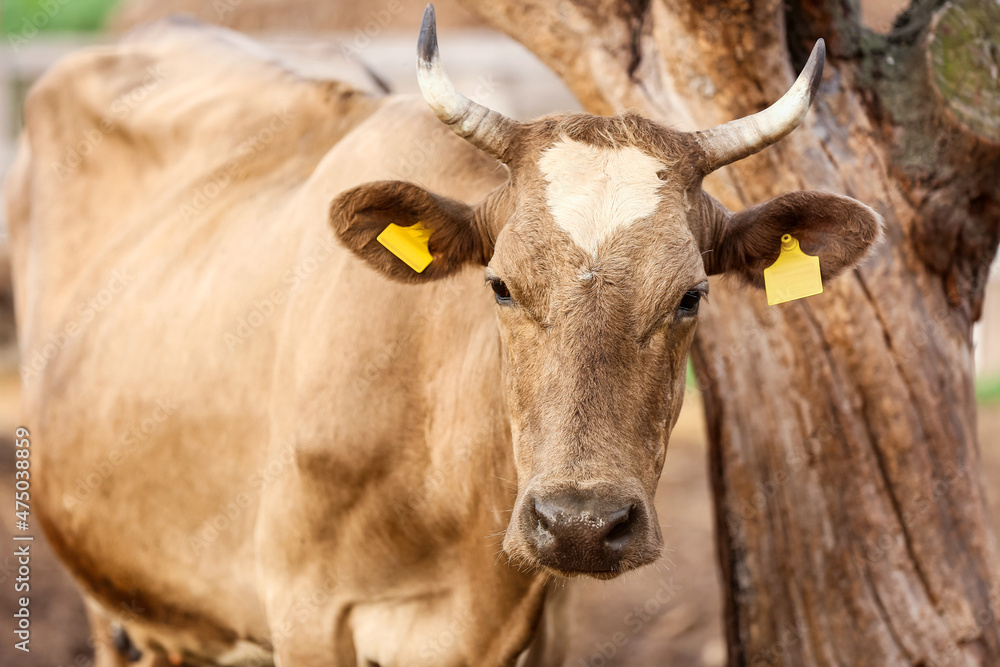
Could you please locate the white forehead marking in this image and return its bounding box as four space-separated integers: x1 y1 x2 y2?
538 137 664 257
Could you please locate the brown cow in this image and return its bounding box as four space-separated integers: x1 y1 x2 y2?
5 7 881 666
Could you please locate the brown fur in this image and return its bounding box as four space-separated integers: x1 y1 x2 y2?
6 19 882 667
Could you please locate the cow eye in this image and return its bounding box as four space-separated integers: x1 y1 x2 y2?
677 290 702 316
491 279 513 305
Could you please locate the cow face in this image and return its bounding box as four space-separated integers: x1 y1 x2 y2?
482 122 706 576
330 6 882 578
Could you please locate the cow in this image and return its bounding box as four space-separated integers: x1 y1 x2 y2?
4 6 881 666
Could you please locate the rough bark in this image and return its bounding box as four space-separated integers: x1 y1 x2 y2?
458 0 1000 664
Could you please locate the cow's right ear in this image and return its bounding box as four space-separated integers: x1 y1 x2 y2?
329 180 491 283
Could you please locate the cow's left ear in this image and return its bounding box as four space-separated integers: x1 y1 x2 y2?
329 180 491 283
699 190 884 288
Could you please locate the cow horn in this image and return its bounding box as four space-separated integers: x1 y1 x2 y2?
417 4 519 162
694 39 826 173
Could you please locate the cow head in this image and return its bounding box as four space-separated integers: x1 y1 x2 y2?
330 5 882 578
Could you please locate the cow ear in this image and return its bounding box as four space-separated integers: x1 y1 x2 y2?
329 180 491 283
701 191 884 288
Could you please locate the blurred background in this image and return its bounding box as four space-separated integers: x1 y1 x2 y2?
0 1 997 665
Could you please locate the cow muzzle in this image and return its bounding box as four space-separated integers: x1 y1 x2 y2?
507 484 662 577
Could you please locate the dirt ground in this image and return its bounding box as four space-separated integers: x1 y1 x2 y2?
0 369 997 666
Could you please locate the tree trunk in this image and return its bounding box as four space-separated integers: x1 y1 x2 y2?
457 0 1000 663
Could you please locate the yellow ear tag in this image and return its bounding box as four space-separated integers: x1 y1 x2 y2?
763 234 823 306
376 221 434 273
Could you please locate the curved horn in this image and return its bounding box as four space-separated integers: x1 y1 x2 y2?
417 4 519 162
694 39 826 173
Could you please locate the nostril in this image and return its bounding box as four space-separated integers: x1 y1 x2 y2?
605 520 631 546
533 499 554 533
604 504 634 549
